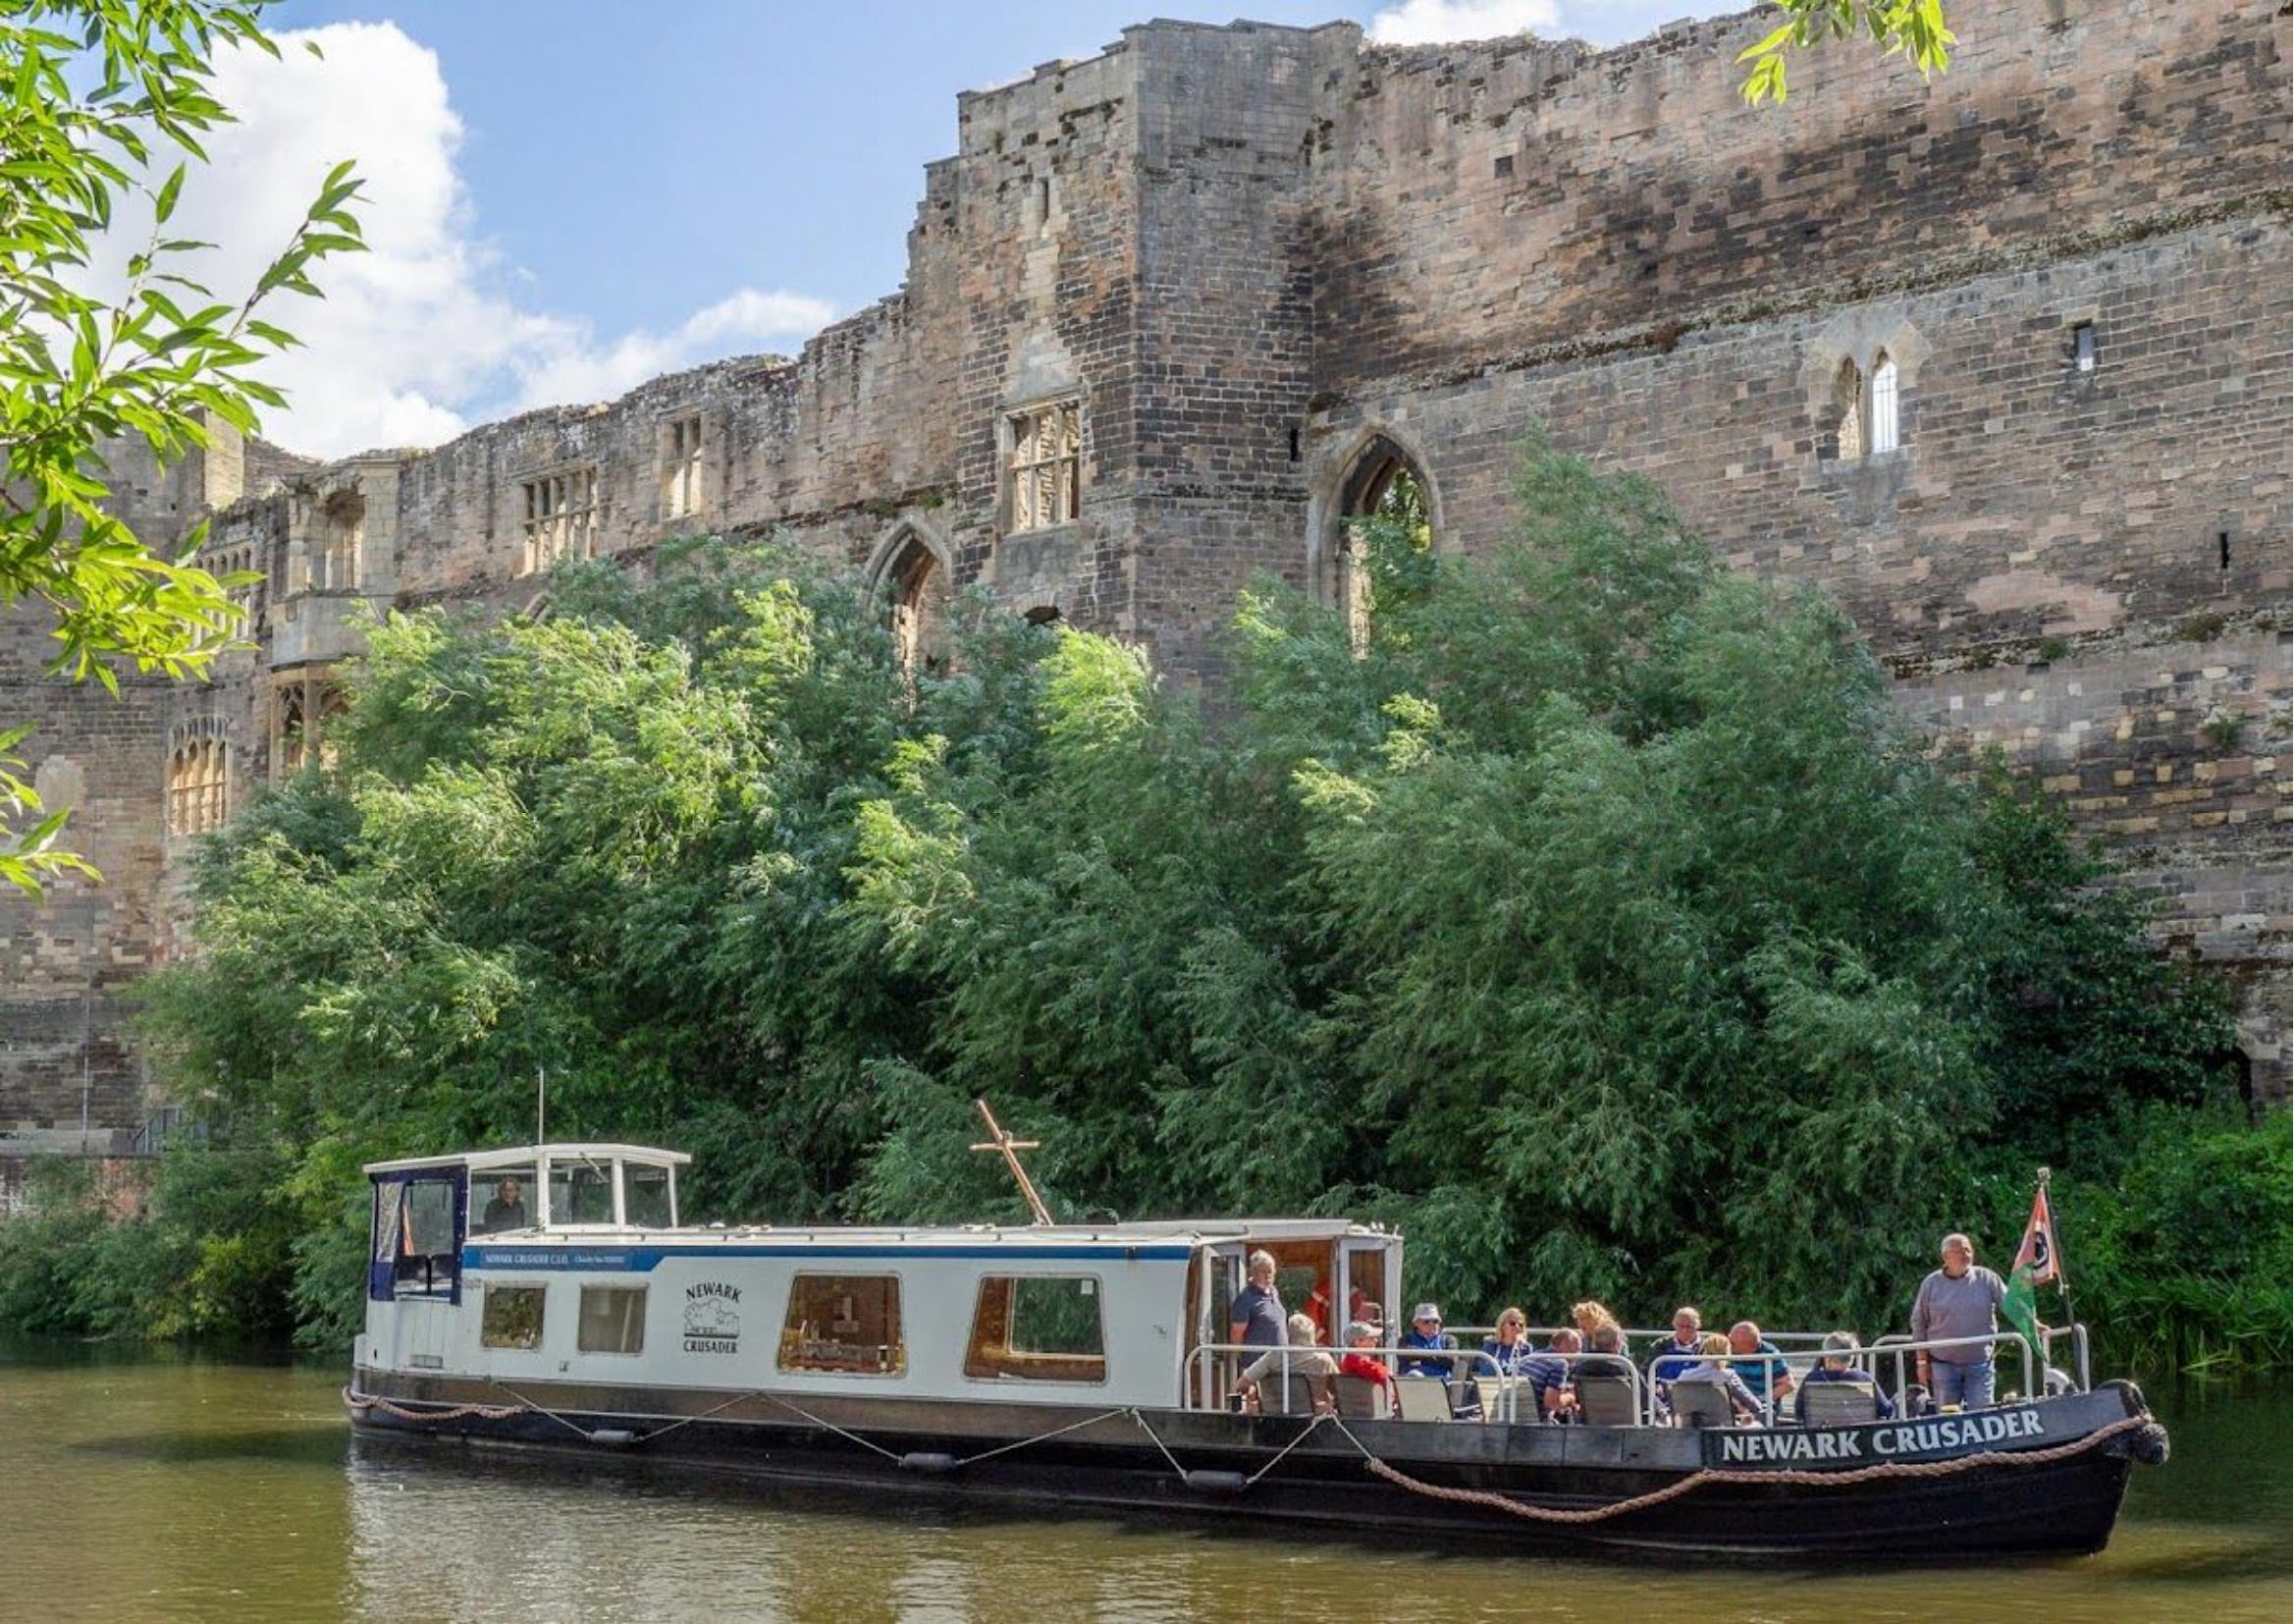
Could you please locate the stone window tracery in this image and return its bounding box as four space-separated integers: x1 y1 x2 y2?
308 490 362 591
663 413 703 518
1006 399 1081 533
519 466 599 575
167 734 229 837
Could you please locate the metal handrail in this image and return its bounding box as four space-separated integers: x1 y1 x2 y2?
1188 1342 1645 1426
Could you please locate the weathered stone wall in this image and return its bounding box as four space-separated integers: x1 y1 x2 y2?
1297 1 2290 1086
2 3 2286 1128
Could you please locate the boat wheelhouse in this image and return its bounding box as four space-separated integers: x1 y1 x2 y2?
349 1143 2167 1560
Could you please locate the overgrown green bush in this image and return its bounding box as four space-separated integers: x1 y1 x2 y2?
1 435 2269 1371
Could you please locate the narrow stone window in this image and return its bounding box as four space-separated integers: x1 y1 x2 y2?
1006 399 1081 533
1868 353 1899 455
519 465 599 575
883 534 949 677
2072 323 2097 373
1334 438 1432 658
168 735 229 837
1830 358 1865 461
662 413 703 518
308 490 362 591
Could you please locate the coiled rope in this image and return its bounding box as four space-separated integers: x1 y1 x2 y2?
1323 1411 2163 1526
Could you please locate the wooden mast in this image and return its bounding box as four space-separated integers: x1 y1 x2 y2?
970 1098 1053 1226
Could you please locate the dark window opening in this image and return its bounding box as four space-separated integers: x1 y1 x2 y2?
2072 322 2097 372
1493 153 1514 179
1287 425 1301 462
1022 604 1062 627
2219 531 2232 570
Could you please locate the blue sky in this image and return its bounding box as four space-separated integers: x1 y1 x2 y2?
204 1 1748 454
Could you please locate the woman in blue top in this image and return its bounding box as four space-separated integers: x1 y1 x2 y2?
1481 1307 1537 1377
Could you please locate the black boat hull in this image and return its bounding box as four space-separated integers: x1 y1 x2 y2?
347 1371 2151 1560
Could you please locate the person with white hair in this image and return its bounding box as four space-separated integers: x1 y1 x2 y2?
1792 1329 1896 1423
1228 1249 1288 1350
1911 1231 2007 1409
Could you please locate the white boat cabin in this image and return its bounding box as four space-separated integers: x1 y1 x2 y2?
361 1144 1403 1410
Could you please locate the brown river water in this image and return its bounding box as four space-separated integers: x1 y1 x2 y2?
0 1342 2285 1622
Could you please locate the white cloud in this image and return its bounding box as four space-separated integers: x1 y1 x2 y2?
101 23 836 460
1367 0 1562 45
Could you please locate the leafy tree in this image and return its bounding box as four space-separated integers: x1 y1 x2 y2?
1739 0 1957 105
0 0 364 894
100 446 2275 1371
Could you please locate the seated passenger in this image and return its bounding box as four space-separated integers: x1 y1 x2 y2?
1240 1313 1337 1415
1675 1332 1762 1422
479 1177 528 1233
1337 1320 1398 1395
1729 1320 1793 1405
1522 1327 1583 1422
1398 1303 1458 1379
1649 1306 1704 1387
1481 1308 1537 1377
1793 1330 1896 1423
1571 1299 1626 1357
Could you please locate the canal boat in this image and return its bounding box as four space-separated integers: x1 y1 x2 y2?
346 1141 2168 1559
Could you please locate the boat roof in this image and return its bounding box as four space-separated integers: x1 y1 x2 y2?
364 1143 692 1174
462 1218 1384 1246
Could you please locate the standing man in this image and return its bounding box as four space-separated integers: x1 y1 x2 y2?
1911 1231 2007 1410
1229 1250 1288 1350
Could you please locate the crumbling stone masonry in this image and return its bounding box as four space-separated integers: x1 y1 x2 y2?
2 2 2287 1140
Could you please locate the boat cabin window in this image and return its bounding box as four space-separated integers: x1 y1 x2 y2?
472 1168 537 1235
549 1159 615 1226
965 1275 1106 1383
482 1284 547 1350
369 1172 463 1303
778 1274 906 1377
577 1285 647 1354
624 1163 673 1228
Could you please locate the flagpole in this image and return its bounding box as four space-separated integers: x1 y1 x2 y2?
2039 1165 2082 1372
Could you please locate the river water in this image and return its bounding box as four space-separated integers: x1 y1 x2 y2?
0 1344 2285 1622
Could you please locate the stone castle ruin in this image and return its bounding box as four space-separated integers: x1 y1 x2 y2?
3 3 2288 1147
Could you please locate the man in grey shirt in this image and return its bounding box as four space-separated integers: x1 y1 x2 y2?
1911 1231 2007 1410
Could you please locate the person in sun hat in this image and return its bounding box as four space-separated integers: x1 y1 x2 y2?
1397 1302 1458 1379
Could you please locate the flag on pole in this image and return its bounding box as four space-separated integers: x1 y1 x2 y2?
2002 1173 2065 1364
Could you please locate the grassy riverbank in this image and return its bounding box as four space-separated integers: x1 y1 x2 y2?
4 438 2281 1373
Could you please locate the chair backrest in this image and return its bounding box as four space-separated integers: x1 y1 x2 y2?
1393 1377 1453 1423
1669 1378 1734 1430
1333 1374 1391 1420
1269 1371 1324 1415
1575 1372 1637 1428
1801 1377 1881 1426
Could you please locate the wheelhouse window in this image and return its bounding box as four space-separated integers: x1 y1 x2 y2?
549 1159 615 1226
577 1285 647 1354
1006 399 1080 532
778 1274 905 1376
624 1163 673 1228
965 1275 1106 1383
472 1168 537 1235
482 1284 547 1350
373 1173 462 1302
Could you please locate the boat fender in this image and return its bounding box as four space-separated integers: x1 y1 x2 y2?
899 1452 960 1475
586 1429 638 1448
1183 1469 1249 1495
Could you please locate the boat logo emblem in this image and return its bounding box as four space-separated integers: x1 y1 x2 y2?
683 1281 742 1354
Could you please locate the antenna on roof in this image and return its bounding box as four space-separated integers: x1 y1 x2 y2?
970 1098 1053 1227
536 1065 546 1148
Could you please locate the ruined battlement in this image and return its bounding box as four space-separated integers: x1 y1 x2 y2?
3 3 2286 1134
